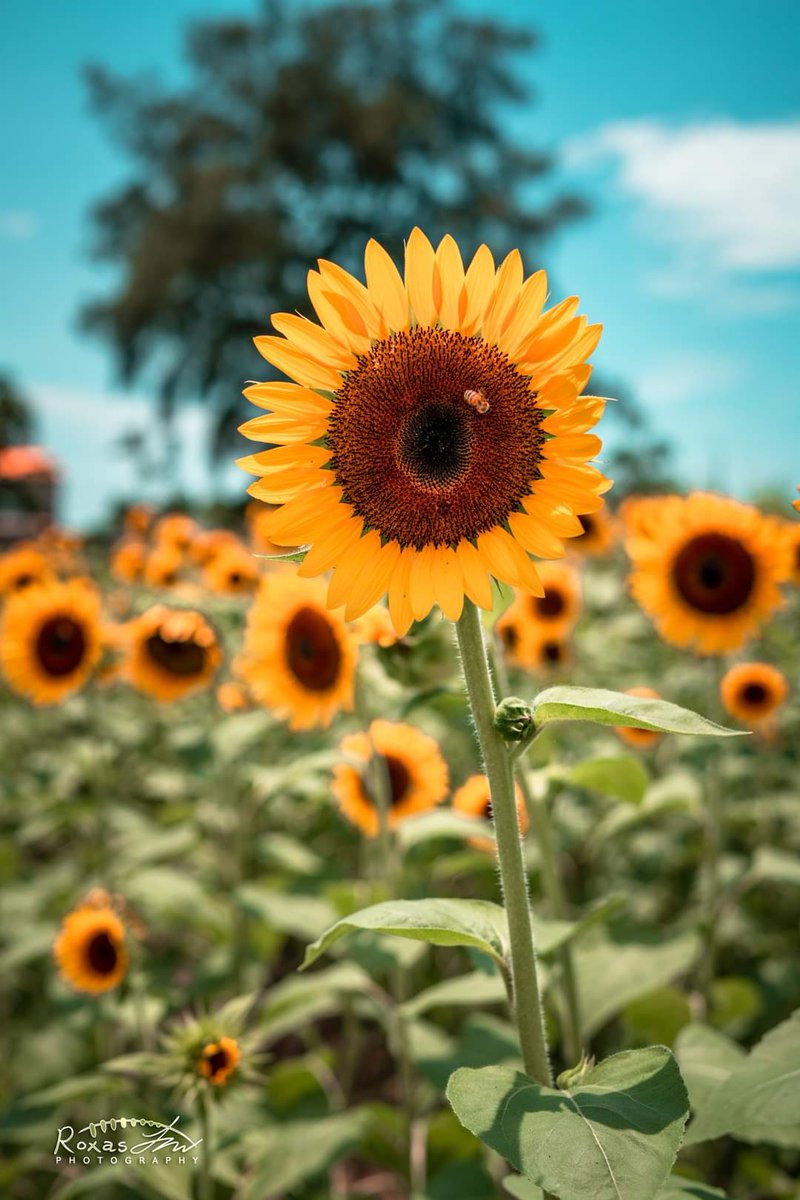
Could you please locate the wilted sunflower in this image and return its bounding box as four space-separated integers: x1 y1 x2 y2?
570 506 615 557
721 662 789 728
110 538 146 584
237 574 356 730
53 901 128 995
0 579 102 705
124 605 221 702
334 719 448 837
198 1036 241 1086
452 772 528 853
0 544 54 597
615 687 663 749
626 493 789 654
202 542 260 596
238 229 609 634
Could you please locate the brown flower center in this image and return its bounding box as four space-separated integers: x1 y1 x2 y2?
672 533 756 615
285 606 342 690
35 616 87 677
146 632 207 676
205 1048 230 1077
500 623 519 652
741 681 768 707
86 930 119 975
384 755 411 807
328 328 544 549
533 588 566 619
543 639 563 664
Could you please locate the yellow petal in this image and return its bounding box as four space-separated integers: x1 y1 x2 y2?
365 239 409 332
430 545 464 621
462 244 496 334
498 270 548 360
254 336 343 391
271 312 356 369
507 510 565 559
242 381 332 415
434 234 465 330
343 540 402 620
482 250 524 345
409 544 437 621
405 228 436 327
456 540 495 610
388 547 416 635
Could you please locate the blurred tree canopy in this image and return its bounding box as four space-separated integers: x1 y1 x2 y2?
80 0 587 456
0 374 35 449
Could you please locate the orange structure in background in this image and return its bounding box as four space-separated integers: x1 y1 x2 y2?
0 445 60 544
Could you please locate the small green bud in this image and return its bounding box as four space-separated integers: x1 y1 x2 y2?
557 1053 595 1090
493 696 534 742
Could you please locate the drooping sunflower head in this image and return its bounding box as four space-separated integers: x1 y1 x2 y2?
123 605 222 702
452 772 528 853
237 573 356 730
237 229 610 634
720 662 789 728
334 719 448 837
53 901 128 995
626 493 790 655
615 687 663 749
198 1036 241 1087
0 579 102 705
570 506 616 557
202 542 260 596
0 544 55 598
110 537 147 584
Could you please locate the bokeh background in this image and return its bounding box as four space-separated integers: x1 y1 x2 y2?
2 0 798 534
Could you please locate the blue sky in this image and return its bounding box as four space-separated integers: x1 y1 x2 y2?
1 0 799 527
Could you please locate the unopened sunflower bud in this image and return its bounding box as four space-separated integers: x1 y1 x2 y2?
557 1053 595 1090
493 696 534 742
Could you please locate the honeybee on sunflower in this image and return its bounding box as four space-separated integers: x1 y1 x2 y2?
720 662 789 731
452 773 528 853
0 578 102 705
53 893 129 995
0 543 54 598
237 573 357 730
122 605 222 702
626 492 790 655
237 229 610 634
334 719 448 837
615 687 663 749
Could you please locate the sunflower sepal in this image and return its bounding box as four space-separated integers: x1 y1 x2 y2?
530 686 744 738
252 546 310 563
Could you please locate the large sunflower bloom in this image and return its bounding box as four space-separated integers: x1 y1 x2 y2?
237 573 356 730
626 493 789 655
53 902 128 995
720 662 789 729
334 719 448 837
238 229 609 634
123 605 221 702
0 579 102 705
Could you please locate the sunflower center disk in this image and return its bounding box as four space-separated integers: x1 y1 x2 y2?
146 633 207 677
36 616 87 677
328 328 544 549
285 606 342 691
86 931 119 975
385 755 411 807
742 682 767 706
535 589 566 619
672 533 756 615
206 1049 230 1076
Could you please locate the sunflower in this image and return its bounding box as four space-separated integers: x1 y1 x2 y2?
153 512 198 551
237 229 609 634
496 606 572 673
615 687 663 749
216 681 251 713
202 542 260 595
237 573 356 730
245 500 292 557
143 545 183 589
110 538 146 584
570 506 615 557
720 662 789 728
198 1036 241 1086
123 605 221 702
0 544 54 597
189 528 239 567
452 772 528 852
334 719 448 837
626 493 789 655
351 604 400 647
0 579 102 705
518 560 582 630
53 901 128 995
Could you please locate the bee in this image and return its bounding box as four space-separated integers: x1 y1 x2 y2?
464 388 490 414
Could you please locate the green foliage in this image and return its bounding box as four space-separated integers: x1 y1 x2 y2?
532 687 741 737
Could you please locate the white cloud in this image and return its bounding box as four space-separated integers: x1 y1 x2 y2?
633 353 740 410
0 210 39 239
568 119 800 297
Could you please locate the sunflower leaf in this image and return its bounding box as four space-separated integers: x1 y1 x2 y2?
300 898 508 971
448 1048 689 1200
252 546 310 562
531 687 742 737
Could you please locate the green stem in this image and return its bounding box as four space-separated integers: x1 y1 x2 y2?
516 771 582 1065
197 1089 213 1200
697 664 723 1005
456 600 552 1086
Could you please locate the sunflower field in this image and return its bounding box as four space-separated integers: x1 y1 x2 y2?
2 232 800 1200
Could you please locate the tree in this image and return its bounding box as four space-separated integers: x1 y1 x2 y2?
0 373 35 450
80 0 587 457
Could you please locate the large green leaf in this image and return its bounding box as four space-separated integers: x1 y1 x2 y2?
564 755 650 805
680 1009 800 1146
531 687 740 737
241 1111 367 1197
574 932 699 1038
448 1048 689 1200
301 898 508 970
